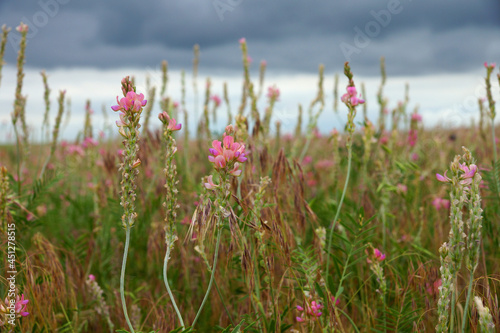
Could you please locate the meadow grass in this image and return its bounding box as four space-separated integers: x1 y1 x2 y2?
0 24 499 333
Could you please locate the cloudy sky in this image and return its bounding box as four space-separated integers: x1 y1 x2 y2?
0 0 499 141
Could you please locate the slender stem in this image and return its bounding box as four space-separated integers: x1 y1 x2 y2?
326 146 352 277
461 270 474 333
383 292 387 333
491 120 497 163
214 279 235 327
192 226 222 328
120 227 135 333
381 200 387 251
13 125 21 196
163 243 185 328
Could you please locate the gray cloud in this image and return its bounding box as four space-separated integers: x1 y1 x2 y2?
0 0 499 76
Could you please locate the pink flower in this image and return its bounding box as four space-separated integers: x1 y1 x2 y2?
239 37 246 44
204 175 219 190
82 137 98 148
408 129 418 147
208 132 247 175
302 156 312 165
267 86 280 101
308 301 323 317
296 305 304 311
88 274 96 281
436 171 451 183
111 91 147 113
331 296 340 306
396 184 407 194
341 85 365 107
67 144 85 157
368 248 386 263
261 60 267 67
411 113 422 122
315 159 335 169
247 56 253 64
16 23 28 33
211 95 221 107
158 111 182 131
484 62 497 69
411 153 419 161
432 198 450 210
0 294 29 318
296 316 305 322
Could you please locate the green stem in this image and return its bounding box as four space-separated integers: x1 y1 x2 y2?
163 243 185 329
192 226 222 328
13 125 21 196
120 227 135 333
214 279 235 327
326 146 352 278
491 119 497 163
461 271 474 333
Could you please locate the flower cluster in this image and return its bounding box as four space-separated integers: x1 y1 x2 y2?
0 294 29 326
296 300 323 322
367 248 386 264
207 129 247 178
210 95 221 107
436 163 477 185
341 86 365 107
267 86 280 101
484 62 496 69
112 91 147 113
158 111 182 131
112 89 147 140
432 197 451 210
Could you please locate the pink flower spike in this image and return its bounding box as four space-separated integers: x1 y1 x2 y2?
16 23 28 33
211 95 221 107
239 37 246 44
411 113 422 122
204 175 219 190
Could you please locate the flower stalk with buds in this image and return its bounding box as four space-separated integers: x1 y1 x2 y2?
435 147 483 333
158 111 185 328
484 62 497 162
325 62 364 279
192 125 247 328
111 76 147 333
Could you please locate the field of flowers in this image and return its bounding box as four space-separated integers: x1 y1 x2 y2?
1 23 500 333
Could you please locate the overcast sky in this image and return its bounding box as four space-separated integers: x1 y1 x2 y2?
0 0 499 141
1 0 499 75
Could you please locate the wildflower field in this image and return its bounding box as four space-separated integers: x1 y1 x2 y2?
1 23 500 333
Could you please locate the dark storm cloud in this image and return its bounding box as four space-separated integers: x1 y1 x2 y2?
0 0 499 76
